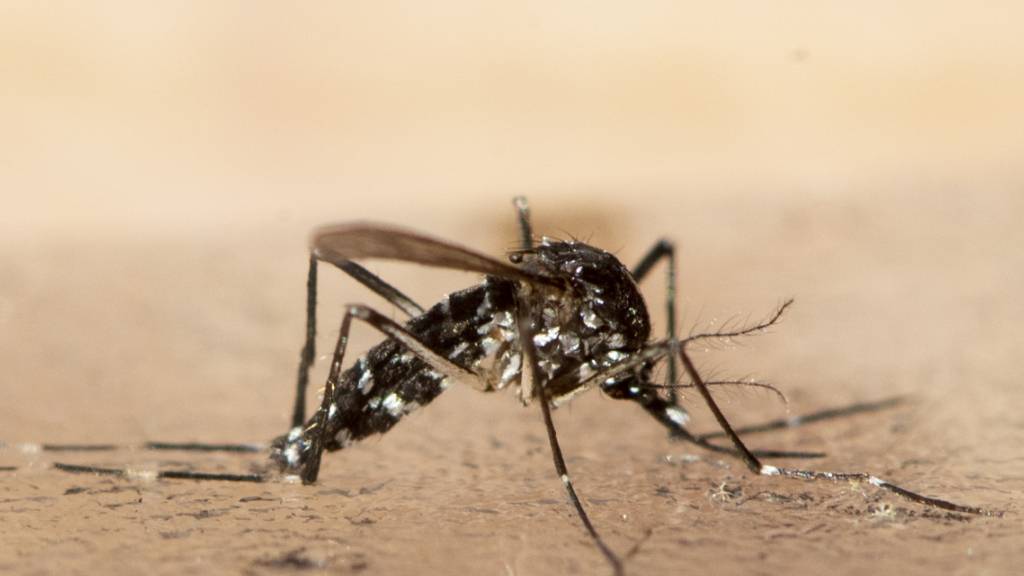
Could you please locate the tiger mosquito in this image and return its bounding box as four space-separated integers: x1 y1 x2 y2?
39 197 992 576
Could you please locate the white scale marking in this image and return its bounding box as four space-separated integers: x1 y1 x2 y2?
475 289 492 318
334 429 352 446
284 444 302 467
559 331 581 354
532 326 560 347
581 307 604 329
125 469 158 482
501 353 522 384
606 332 626 348
480 336 499 356
382 393 405 417
358 367 375 395
605 350 626 363
578 363 595 380
448 341 469 359
665 406 689 426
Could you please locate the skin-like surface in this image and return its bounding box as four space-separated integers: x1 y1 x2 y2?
2 189 1022 575
2 4 1024 574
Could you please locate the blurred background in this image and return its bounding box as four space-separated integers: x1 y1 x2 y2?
1 3 1022 574
3 0 1022 432
3 2 1022 238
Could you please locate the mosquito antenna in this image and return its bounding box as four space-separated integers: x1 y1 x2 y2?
637 379 789 406
683 299 794 347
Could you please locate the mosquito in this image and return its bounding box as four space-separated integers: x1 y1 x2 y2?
35 197 989 575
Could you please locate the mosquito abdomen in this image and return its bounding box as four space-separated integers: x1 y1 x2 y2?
318 277 518 449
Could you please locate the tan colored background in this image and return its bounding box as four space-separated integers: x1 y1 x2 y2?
1 3 1022 575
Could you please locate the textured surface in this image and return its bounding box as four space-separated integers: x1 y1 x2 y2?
3 3 1024 575
3 190 1022 576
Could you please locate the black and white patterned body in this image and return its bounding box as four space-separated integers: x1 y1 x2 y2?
271 238 651 477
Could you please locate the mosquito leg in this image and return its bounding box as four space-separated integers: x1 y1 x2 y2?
516 299 624 576
53 462 265 483
292 254 427 429
47 444 268 481
335 260 425 317
763 467 990 514
292 254 320 428
0 441 265 454
41 444 119 452
301 303 481 484
675 344 991 515
143 441 265 453
631 239 679 405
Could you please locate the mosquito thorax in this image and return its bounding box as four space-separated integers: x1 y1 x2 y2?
514 238 651 395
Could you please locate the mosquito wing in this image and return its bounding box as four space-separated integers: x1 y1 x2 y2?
312 222 561 288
